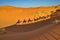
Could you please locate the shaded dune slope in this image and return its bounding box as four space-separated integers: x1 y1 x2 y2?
0 15 60 40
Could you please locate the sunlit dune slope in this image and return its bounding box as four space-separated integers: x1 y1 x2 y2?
0 5 60 28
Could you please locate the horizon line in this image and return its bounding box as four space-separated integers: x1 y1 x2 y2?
0 4 60 8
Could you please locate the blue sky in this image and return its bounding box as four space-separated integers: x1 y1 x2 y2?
0 0 60 7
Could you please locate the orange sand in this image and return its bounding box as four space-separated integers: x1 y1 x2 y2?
0 5 60 28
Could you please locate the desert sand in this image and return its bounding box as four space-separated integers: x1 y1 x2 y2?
0 5 60 28
0 5 60 40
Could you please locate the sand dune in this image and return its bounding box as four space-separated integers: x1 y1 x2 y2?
0 5 60 28
0 17 60 40
0 7 60 40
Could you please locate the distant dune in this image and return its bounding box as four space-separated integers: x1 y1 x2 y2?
0 5 60 28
